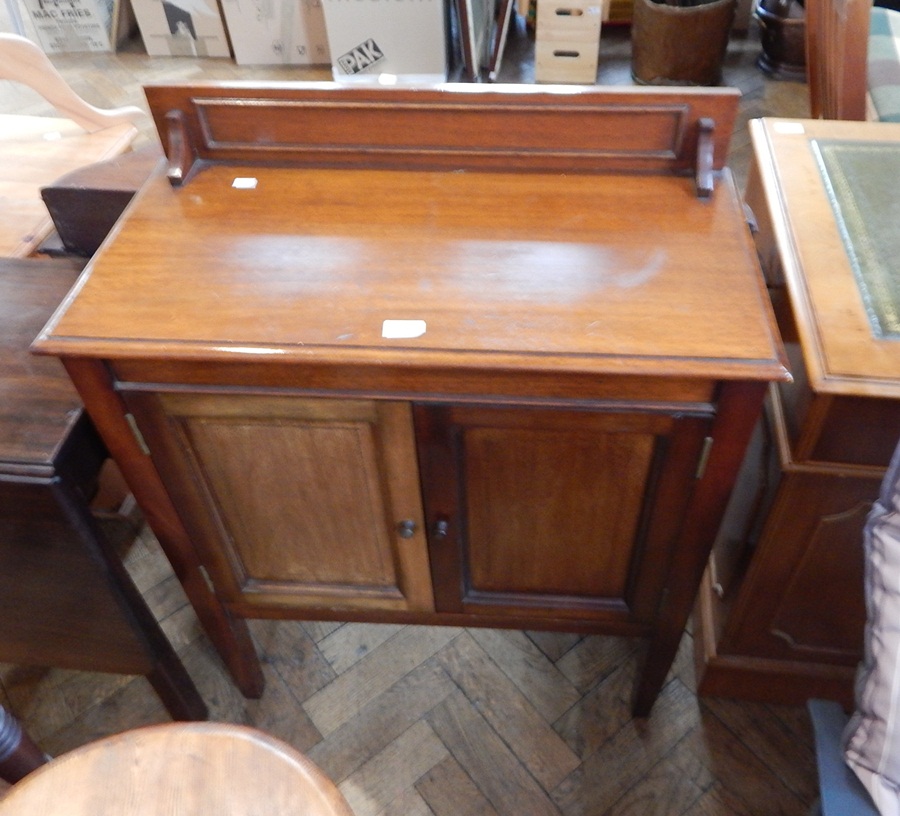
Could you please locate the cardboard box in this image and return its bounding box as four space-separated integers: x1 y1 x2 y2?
321 0 448 83
220 0 330 65
19 0 115 52
131 0 231 56
535 0 603 83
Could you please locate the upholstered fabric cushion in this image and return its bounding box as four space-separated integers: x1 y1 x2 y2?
844 439 900 814
869 7 900 122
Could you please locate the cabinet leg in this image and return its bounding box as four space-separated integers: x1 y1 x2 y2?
178 578 265 700
60 358 266 701
632 635 682 717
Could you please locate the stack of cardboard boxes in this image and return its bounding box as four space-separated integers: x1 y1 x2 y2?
534 0 605 82
19 0 626 85
16 0 450 78
130 0 449 78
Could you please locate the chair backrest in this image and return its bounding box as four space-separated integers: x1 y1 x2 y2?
0 33 147 257
0 33 144 130
805 0 873 119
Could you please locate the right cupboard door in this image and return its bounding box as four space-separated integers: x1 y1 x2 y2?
414 405 712 627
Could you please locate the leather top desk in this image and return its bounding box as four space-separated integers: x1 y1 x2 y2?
0 257 205 721
34 84 788 715
696 118 900 705
747 118 900 398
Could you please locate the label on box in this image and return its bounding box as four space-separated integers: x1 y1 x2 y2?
336 37 384 74
21 0 114 52
321 0 448 83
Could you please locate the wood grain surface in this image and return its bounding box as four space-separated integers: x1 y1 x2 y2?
750 118 900 398
0 722 354 815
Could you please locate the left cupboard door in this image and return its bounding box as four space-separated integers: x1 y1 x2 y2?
123 392 434 615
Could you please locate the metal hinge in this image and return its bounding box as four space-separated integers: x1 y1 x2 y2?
124 413 150 456
695 436 714 479
198 565 217 595
743 202 759 235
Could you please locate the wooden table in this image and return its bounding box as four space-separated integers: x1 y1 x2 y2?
34 83 788 715
696 118 900 705
0 115 136 258
0 257 205 721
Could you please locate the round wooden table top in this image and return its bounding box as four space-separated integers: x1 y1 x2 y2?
0 723 354 816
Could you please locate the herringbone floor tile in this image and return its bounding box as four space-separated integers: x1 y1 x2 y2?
0 514 820 814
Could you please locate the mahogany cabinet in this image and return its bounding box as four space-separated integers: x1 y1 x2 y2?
34 84 789 714
695 118 900 706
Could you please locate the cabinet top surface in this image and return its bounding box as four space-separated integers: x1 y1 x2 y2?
751 117 900 399
36 162 787 384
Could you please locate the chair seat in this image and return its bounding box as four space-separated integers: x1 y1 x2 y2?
0 722 354 816
0 113 137 257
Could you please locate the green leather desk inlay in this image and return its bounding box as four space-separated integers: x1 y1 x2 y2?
813 139 900 339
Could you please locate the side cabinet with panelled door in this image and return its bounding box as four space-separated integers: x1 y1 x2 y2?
414 405 713 626
33 85 790 714
122 392 434 615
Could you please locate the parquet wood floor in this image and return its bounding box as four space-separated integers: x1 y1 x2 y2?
1 19 817 814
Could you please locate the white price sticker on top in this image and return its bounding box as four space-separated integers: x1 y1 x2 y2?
773 122 806 135
382 320 427 339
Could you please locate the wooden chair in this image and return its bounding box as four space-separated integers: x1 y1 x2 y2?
808 0 900 122
805 0 872 119
0 33 145 257
0 722 355 816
